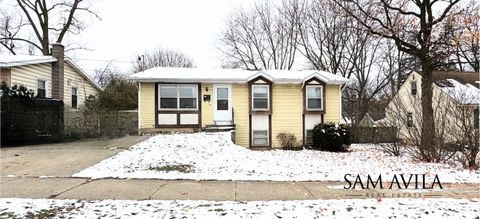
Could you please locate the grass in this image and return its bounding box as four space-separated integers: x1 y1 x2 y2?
149 164 194 173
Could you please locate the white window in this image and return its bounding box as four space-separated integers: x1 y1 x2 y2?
306 85 323 110
37 79 46 98
252 85 269 110
252 130 268 146
158 84 198 110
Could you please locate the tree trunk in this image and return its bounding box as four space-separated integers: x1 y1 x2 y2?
420 58 436 162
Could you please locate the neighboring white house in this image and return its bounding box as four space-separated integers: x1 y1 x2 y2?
384 70 480 142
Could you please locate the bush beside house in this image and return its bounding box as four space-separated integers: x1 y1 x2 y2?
311 123 351 152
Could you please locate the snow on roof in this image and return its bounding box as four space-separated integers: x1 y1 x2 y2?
130 67 349 84
439 79 480 105
0 55 57 67
0 54 102 91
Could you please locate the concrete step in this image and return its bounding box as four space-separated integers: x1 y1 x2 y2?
205 124 236 132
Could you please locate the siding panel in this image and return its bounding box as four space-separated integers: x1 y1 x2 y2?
324 85 341 123
271 84 303 148
10 63 52 98
232 84 249 147
140 83 155 128
201 83 214 127
63 63 98 110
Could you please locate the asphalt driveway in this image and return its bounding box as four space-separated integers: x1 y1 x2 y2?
0 135 149 177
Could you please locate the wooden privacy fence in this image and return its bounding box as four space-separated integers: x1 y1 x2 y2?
1 97 64 145
64 110 138 139
351 127 398 143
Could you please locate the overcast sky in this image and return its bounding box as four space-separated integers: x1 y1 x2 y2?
70 0 259 75
1 0 256 75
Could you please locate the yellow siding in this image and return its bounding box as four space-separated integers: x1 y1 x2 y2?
232 84 249 147
137 82 345 147
63 62 98 110
139 83 155 129
201 83 214 127
271 84 303 148
324 85 341 123
10 63 52 97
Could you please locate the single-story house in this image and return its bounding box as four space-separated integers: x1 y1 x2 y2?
384 70 479 142
131 68 349 148
0 44 102 110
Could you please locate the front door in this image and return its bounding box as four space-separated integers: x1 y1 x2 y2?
213 84 232 124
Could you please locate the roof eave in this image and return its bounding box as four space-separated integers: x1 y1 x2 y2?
0 57 57 68
64 58 103 91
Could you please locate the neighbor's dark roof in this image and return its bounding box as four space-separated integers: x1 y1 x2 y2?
432 71 479 87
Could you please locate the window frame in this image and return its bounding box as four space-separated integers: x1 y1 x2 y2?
251 130 269 146
251 84 270 111
305 85 323 111
158 84 199 111
71 87 78 109
411 81 417 96
407 112 413 127
36 79 47 98
215 87 229 111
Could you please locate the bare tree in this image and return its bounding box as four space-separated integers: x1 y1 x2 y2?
219 0 300 70
451 1 480 72
451 104 479 169
133 47 194 72
297 0 356 77
385 84 463 163
332 0 463 156
296 0 393 126
0 11 23 54
377 40 421 98
0 0 100 55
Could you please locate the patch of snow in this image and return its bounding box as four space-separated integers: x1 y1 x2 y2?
38 176 55 179
130 67 349 84
0 198 478 218
73 132 479 183
0 55 57 67
439 79 480 105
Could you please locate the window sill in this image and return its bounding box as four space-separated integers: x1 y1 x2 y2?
304 110 324 114
157 110 199 114
250 110 271 115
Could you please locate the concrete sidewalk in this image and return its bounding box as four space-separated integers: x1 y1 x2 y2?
1 177 478 201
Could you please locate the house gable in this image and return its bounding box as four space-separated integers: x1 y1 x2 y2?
63 61 100 110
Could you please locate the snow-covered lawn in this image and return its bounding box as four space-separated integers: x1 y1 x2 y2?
1 198 478 218
73 132 480 183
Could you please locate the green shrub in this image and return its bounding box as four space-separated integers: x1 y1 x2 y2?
312 123 351 152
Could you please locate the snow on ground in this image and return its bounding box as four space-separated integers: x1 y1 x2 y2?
1 198 478 218
73 132 480 183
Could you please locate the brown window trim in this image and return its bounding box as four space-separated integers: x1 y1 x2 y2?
248 75 273 114
248 76 273 148
154 82 202 128
302 114 324 145
303 77 326 114
249 114 272 148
